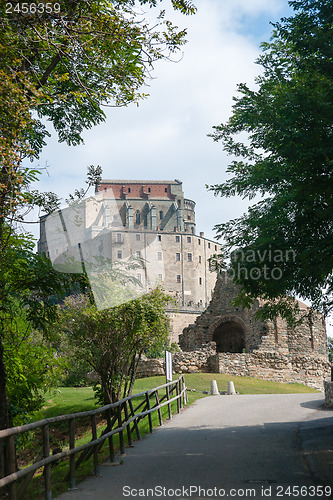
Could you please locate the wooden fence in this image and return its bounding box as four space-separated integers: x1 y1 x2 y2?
0 375 187 500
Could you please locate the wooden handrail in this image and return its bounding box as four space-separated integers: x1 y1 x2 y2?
0 375 187 500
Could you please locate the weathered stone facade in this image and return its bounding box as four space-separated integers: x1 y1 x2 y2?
136 345 216 378
177 275 330 390
38 179 221 312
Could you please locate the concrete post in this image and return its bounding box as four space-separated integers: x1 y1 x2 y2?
228 381 236 395
210 380 219 395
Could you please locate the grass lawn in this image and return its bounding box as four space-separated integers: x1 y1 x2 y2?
39 372 319 419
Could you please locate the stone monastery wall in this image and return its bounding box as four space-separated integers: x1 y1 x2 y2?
138 275 331 391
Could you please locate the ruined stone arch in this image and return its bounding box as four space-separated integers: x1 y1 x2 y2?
209 315 247 354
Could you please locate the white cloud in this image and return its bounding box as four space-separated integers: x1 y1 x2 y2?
30 0 291 244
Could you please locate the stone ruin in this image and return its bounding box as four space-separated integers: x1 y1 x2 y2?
177 275 331 391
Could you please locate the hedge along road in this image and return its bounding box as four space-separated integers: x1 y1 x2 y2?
56 393 333 500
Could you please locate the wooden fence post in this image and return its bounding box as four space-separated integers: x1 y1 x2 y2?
123 403 133 447
176 381 180 413
155 391 163 426
178 379 183 409
42 423 52 500
7 435 17 500
118 404 125 455
91 414 100 476
106 408 115 462
145 393 153 433
69 418 76 489
129 400 141 440
166 385 172 420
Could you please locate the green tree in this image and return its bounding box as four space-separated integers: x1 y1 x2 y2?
208 0 333 322
0 236 78 428
56 288 171 404
0 0 196 429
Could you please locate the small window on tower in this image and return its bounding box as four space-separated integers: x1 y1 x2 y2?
136 234 140 241
128 187 131 193
176 275 181 283
159 211 163 219
158 235 162 241
176 235 180 242
117 251 122 259
165 188 168 193
176 253 180 261
148 187 151 192
199 255 202 264
157 252 162 260
199 277 202 285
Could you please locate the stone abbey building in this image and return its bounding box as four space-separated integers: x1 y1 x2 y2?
38 179 330 389
38 179 221 335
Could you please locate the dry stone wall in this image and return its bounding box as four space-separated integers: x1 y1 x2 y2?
208 352 330 391
136 348 330 391
136 345 216 379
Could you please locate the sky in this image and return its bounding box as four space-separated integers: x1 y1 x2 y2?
27 0 332 334
30 0 292 242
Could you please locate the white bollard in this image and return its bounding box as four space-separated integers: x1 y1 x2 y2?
228 381 236 395
211 380 220 395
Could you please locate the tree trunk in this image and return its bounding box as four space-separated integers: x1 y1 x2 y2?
0 340 9 431
0 338 9 481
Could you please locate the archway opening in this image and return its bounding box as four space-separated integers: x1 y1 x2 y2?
212 321 245 353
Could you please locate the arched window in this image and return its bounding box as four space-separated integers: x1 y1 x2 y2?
136 210 141 225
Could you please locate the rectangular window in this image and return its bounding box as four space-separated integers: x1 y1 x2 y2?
159 211 163 219
198 239 201 245
199 277 202 285
136 251 141 258
165 187 168 193
199 255 202 264
158 235 162 241
117 251 122 259
136 273 141 282
116 233 122 242
136 234 140 241
148 187 151 192
157 252 162 260
128 187 131 193
176 275 181 283
176 235 180 242
158 274 163 280
187 253 192 262
215 245 217 251
187 236 191 243
208 242 211 249
176 253 180 261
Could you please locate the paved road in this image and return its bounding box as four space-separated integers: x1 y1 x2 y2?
57 394 333 500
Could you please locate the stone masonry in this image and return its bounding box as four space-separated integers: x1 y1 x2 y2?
177 275 331 391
